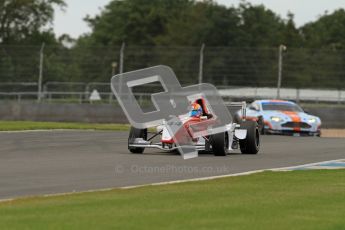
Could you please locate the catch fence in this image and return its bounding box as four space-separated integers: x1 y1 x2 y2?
0 45 344 104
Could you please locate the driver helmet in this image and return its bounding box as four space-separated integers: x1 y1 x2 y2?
190 102 202 117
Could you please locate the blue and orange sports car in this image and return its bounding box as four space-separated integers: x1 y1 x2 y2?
236 100 321 136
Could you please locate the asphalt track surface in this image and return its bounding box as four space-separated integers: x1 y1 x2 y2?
0 130 344 199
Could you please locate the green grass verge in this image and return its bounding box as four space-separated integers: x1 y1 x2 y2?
0 121 130 131
0 170 344 230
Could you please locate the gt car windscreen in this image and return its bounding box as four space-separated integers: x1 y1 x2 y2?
262 103 303 112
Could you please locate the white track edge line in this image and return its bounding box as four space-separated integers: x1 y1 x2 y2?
0 158 344 203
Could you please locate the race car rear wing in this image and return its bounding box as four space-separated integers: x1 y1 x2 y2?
225 101 247 121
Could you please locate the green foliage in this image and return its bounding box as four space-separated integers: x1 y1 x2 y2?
0 0 66 45
237 3 285 47
302 9 345 49
0 45 41 82
0 0 67 82
84 0 192 46
83 0 297 47
282 13 303 47
155 1 241 46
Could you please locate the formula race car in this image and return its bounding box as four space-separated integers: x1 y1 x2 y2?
235 100 321 136
128 99 260 156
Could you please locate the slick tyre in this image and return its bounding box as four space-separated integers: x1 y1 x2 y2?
211 132 229 156
239 121 260 154
128 127 147 154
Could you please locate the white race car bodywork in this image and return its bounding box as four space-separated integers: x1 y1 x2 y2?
131 122 247 152
129 102 249 153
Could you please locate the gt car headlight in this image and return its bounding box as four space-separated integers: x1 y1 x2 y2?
271 116 283 122
308 118 317 123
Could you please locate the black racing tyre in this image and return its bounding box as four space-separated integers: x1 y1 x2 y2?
128 127 147 154
239 121 260 154
211 132 229 156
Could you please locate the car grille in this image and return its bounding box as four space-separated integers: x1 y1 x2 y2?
281 122 311 129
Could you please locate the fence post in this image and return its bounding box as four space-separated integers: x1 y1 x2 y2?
38 43 45 103
85 83 90 101
119 42 125 74
118 42 125 98
198 43 205 85
43 83 47 95
277 45 286 99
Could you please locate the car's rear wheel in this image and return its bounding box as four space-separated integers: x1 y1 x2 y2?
128 127 147 154
239 121 260 154
211 132 229 156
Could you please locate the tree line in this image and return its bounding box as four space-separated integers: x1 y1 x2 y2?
0 0 345 88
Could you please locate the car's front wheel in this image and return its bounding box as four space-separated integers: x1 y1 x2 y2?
211 132 229 156
128 127 147 154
